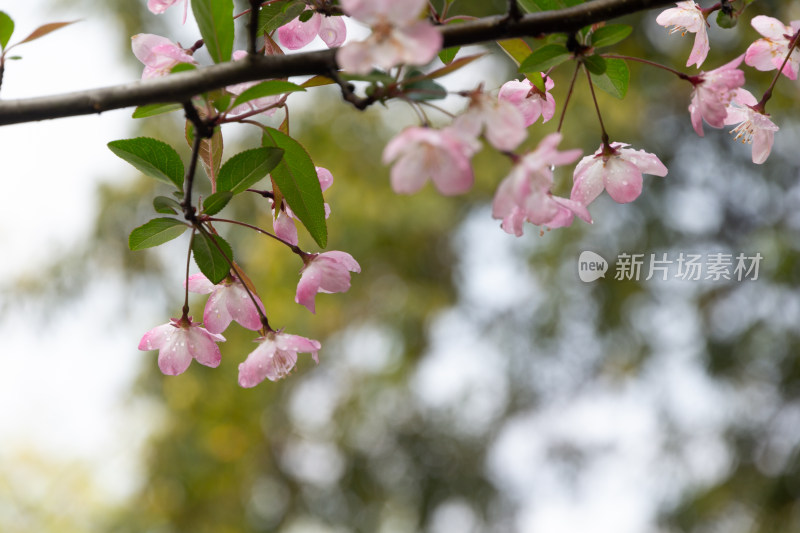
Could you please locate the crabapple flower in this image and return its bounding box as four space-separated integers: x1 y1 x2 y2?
238 331 321 387
382 126 480 195
498 76 556 126
571 142 668 206
131 34 195 79
688 55 745 136
745 16 800 80
147 0 188 23
492 133 589 236
139 316 225 376
296 251 361 313
656 1 709 68
454 89 527 151
186 273 265 334
723 89 778 164
271 167 334 246
226 50 281 116
337 0 442 75
278 10 346 50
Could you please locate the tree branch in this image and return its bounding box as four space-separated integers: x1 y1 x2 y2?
0 0 673 126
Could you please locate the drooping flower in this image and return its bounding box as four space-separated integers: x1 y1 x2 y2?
454 88 528 151
571 142 668 206
138 316 225 376
655 0 710 68
744 16 800 80
688 55 746 136
382 126 480 195
131 34 196 79
296 251 361 313
492 133 589 236
186 273 265 334
278 10 346 50
226 50 281 117
337 0 442 74
147 0 188 23
238 331 321 387
723 88 778 164
497 76 556 126
271 167 334 246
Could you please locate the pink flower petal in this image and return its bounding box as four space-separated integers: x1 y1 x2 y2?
278 12 323 50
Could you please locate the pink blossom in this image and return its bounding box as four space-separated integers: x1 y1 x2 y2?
138 316 225 376
497 76 556 126
226 50 281 116
186 273 265 334
744 16 800 80
492 133 589 235
238 331 321 387
688 55 745 136
571 143 668 206
131 34 196 79
278 10 346 50
454 89 527 151
147 0 188 23
337 0 442 74
382 126 480 195
271 167 334 246
656 0 709 68
296 251 361 313
723 89 778 165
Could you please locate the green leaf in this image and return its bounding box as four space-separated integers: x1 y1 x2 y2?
258 1 305 35
202 191 233 216
402 71 447 101
0 11 14 50
583 54 606 75
170 63 196 74
298 9 314 23
519 44 571 73
108 138 184 189
129 218 188 250
261 127 327 248
590 24 632 48
231 80 305 109
191 0 234 64
217 147 284 194
590 58 629 99
192 232 233 284
716 9 738 28
211 90 231 112
301 75 335 88
438 46 459 64
132 103 182 119
153 196 182 214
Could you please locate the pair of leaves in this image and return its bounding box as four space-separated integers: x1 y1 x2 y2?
129 219 232 284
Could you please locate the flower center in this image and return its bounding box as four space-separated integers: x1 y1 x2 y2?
730 120 755 144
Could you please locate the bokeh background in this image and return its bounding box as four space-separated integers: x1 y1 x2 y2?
1 0 800 531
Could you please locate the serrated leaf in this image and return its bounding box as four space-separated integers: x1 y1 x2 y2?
424 53 486 80
583 54 606 75
590 24 632 48
192 232 233 284
217 147 284 194
202 191 233 215
191 0 234 64
15 20 77 46
132 103 183 119
154 196 182 214
261 127 327 248
231 80 305 108
519 43 571 73
185 121 224 188
108 138 184 189
301 75 334 88
590 58 629 99
0 11 14 50
258 1 305 35
129 218 188 250
438 46 459 64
